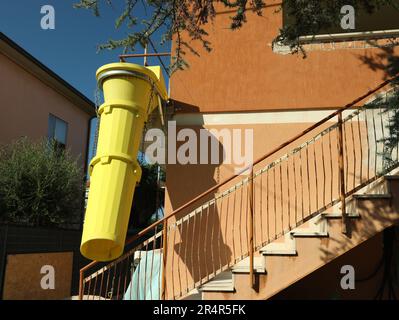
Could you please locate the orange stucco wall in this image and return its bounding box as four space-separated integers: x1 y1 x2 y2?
0 52 91 168
170 1 399 113
163 2 399 299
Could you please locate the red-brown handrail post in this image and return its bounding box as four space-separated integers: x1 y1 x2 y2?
161 220 168 300
248 168 254 288
78 260 97 300
79 269 84 300
337 112 347 234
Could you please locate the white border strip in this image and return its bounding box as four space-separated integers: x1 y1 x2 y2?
299 29 399 43
173 109 354 126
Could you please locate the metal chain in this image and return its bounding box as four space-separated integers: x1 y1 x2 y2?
140 80 157 163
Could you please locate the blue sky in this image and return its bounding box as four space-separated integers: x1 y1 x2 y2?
0 0 171 99
0 0 171 170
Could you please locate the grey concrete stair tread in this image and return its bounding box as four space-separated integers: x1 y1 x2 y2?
232 257 266 274
181 289 202 300
291 231 329 237
260 234 297 256
353 193 391 199
199 272 234 292
261 248 297 256
290 215 328 237
321 212 360 218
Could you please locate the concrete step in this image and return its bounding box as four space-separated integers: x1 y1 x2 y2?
291 214 328 237
199 271 234 292
353 193 392 199
321 198 360 218
231 256 266 274
260 233 297 256
181 288 202 300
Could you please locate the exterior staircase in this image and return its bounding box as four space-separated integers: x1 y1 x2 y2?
78 77 399 301
198 174 399 300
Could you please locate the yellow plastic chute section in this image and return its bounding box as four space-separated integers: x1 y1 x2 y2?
80 63 168 262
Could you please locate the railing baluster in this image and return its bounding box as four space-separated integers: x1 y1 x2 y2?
253 175 257 249
191 207 198 285
299 148 304 220
177 221 185 298
273 166 277 238
136 251 141 300
92 270 98 300
116 261 122 300
260 170 264 244
204 204 210 282
248 168 254 288
287 157 291 229
357 112 363 184
130 253 134 300
343 121 349 192
87 276 92 300
169 222 175 298
279 162 284 232
313 140 319 211
364 109 371 181
105 262 111 299
338 113 347 234
217 197 223 274
232 188 237 263
142 243 148 300
379 106 386 170
321 135 327 207
293 153 297 227
350 118 356 190
122 255 129 300
266 171 270 241
191 207 203 287
372 107 378 176
183 212 191 292
239 186 244 259
210 200 217 277
329 130 334 203
111 263 118 300
305 143 311 214
99 267 105 300
149 229 156 300
224 193 230 267
216 197 223 271
161 220 168 300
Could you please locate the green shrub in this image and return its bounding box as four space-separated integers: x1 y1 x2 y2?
0 138 84 228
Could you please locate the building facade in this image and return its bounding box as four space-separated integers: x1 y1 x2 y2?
0 32 96 170
163 2 399 299
0 32 96 300
77 3 399 301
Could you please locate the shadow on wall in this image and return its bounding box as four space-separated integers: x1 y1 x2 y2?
166 100 233 297
358 42 399 82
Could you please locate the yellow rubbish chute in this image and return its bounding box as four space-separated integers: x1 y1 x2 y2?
80 63 168 262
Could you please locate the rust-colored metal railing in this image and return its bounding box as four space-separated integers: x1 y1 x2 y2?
79 75 399 300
